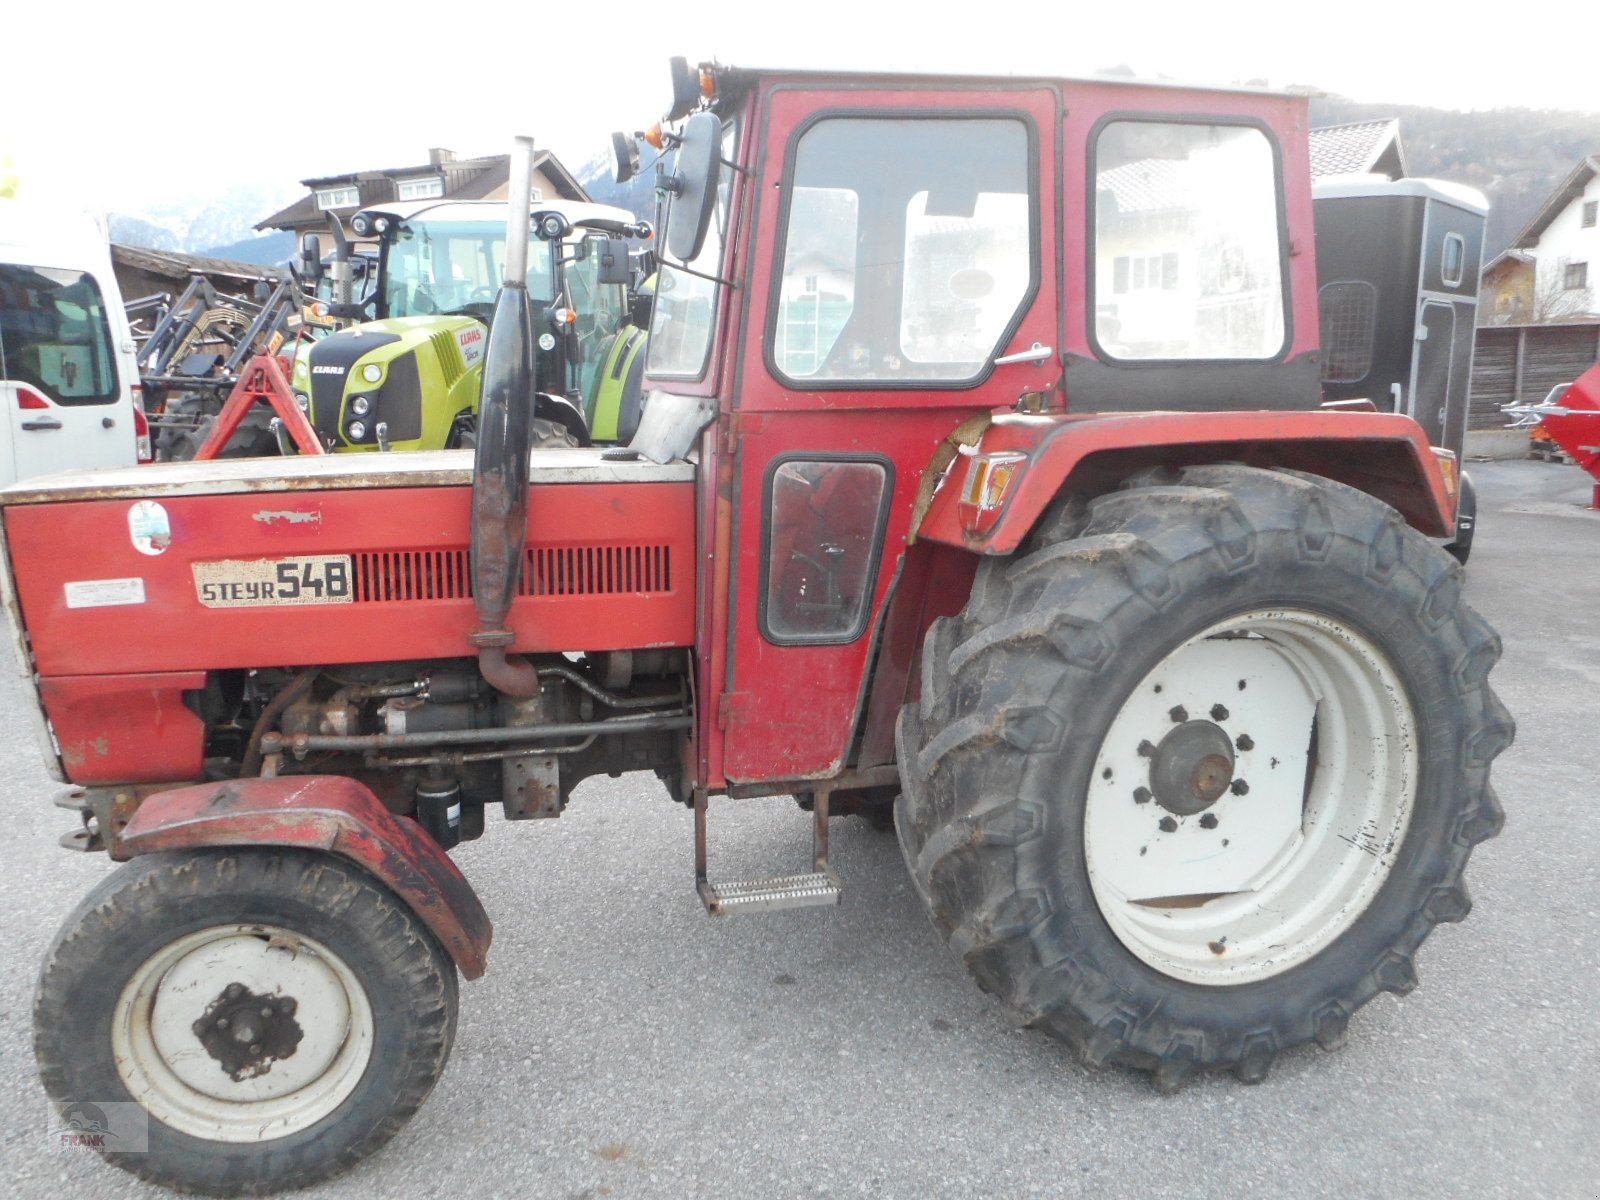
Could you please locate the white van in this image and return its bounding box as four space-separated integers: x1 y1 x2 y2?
0 202 147 484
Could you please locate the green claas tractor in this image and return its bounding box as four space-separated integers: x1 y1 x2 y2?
294 199 650 451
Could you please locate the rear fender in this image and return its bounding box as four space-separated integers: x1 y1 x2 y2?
115 775 492 979
916 409 1458 553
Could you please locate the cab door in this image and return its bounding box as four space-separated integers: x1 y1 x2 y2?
718 83 1062 783
0 263 135 483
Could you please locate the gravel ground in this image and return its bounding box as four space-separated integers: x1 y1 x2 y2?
0 458 1594 1198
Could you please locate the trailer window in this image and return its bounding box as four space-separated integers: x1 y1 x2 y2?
1318 281 1377 383
0 265 119 405
762 457 891 645
1092 121 1286 361
770 117 1034 386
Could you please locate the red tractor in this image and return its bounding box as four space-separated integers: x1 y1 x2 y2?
7 60 1510 1194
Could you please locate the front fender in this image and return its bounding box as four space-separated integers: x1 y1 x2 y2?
115 776 492 979
916 409 1458 553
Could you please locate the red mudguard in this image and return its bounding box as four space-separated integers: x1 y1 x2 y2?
917 409 1459 552
115 775 492 979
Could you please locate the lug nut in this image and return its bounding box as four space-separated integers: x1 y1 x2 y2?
1199 814 1219 829
1210 704 1229 721
1168 705 1189 723
1236 734 1254 751
1158 816 1178 833
1133 786 1152 804
1137 740 1157 758
1230 779 1250 796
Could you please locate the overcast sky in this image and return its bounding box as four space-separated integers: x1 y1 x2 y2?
7 0 1594 216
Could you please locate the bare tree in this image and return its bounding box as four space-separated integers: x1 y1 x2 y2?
1532 256 1595 322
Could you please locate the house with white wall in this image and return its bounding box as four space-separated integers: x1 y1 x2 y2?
1510 155 1600 320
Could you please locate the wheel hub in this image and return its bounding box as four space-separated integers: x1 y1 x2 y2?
1149 720 1235 815
191 982 303 1082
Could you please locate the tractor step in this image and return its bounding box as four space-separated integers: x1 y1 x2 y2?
697 870 843 915
693 788 842 917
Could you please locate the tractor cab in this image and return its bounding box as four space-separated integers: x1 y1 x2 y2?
293 198 648 451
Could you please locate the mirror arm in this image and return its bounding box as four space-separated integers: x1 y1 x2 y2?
661 260 739 290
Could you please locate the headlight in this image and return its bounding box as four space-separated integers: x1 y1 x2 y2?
361 363 382 384
350 213 372 236
347 420 367 441
374 216 391 234
350 394 372 416
294 391 310 410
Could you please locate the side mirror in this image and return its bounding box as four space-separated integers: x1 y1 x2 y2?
612 131 640 184
596 236 631 285
299 234 324 283
664 111 721 264
666 56 699 121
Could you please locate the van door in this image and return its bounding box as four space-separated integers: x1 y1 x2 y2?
0 263 136 483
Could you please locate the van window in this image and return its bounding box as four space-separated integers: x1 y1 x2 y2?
1093 121 1286 361
0 265 119 404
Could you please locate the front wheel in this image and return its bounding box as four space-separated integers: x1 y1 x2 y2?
896 464 1512 1090
35 849 459 1195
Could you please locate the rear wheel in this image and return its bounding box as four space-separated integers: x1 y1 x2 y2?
896 464 1512 1089
35 849 458 1195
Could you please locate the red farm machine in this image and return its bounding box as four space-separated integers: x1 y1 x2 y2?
1506 372 1600 507
5 60 1511 1194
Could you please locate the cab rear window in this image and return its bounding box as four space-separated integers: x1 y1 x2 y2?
0 264 119 404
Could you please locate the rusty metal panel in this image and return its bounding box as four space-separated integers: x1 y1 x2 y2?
117 775 493 979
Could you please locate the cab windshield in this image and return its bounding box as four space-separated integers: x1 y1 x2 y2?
384 220 555 317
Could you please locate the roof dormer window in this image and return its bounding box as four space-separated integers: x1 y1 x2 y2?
314 186 360 210
397 176 444 201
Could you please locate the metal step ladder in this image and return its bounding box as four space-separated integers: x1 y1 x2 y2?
694 789 842 915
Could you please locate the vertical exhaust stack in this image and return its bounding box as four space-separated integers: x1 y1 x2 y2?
469 135 540 697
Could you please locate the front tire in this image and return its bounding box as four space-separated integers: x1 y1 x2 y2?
896 465 1512 1090
35 849 459 1195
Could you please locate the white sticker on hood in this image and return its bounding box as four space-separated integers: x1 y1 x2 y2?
128 500 171 556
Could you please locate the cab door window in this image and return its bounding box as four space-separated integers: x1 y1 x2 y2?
769 117 1035 386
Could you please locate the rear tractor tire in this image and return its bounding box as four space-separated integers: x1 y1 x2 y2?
35 849 459 1195
896 464 1512 1090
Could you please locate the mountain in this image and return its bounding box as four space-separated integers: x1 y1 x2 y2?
109 182 299 258
576 149 659 224
1310 97 1599 261
197 230 295 266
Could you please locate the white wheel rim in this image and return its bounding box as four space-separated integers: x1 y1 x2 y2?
112 923 374 1142
1084 609 1417 986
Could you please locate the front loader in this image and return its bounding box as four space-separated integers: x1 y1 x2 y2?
6 63 1511 1195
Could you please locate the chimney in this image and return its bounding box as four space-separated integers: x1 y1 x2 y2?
428 147 455 166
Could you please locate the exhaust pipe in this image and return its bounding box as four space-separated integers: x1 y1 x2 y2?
469 135 540 697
